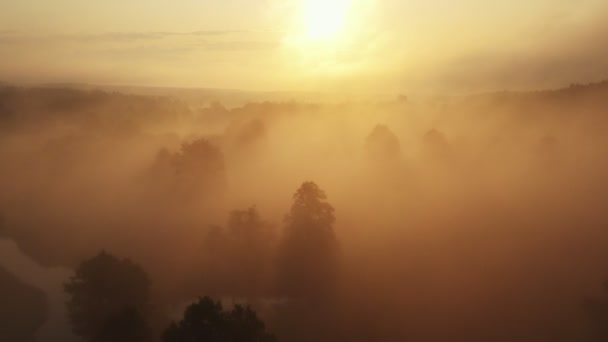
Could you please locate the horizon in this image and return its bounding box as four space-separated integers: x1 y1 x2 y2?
3 77 608 100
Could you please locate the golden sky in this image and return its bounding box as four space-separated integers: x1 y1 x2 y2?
1 0 607 93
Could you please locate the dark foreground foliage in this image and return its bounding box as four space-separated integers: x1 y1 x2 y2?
163 297 277 342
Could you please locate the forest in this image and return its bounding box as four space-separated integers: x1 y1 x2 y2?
2 81 608 341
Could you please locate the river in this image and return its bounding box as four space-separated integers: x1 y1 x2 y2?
0 238 81 341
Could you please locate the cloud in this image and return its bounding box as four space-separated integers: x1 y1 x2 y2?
0 30 250 45
196 40 279 51
393 6 608 94
446 23 608 92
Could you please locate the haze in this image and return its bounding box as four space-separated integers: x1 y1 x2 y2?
3 1 608 342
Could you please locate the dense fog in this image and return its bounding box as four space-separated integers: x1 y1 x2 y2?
2 82 608 341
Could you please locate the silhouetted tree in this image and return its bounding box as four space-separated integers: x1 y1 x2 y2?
64 251 151 341
277 182 339 299
147 138 226 202
173 138 226 199
162 297 276 342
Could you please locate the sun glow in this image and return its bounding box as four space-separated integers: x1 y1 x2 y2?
303 0 351 41
281 0 378 80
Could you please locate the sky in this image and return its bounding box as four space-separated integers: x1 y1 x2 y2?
1 0 607 93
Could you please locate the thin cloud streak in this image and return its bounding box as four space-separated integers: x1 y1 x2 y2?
0 30 253 44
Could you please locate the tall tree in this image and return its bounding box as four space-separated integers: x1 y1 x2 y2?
277 182 339 299
64 251 151 341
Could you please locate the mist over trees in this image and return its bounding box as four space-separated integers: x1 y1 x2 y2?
3 81 608 341
366 124 401 162
194 207 275 299
145 137 226 207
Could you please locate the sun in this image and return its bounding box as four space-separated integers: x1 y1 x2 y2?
303 0 351 41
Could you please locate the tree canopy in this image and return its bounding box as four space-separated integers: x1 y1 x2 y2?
197 207 275 298
278 182 339 299
162 297 277 342
64 251 151 341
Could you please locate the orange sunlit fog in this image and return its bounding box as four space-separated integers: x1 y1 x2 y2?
2 1 608 342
